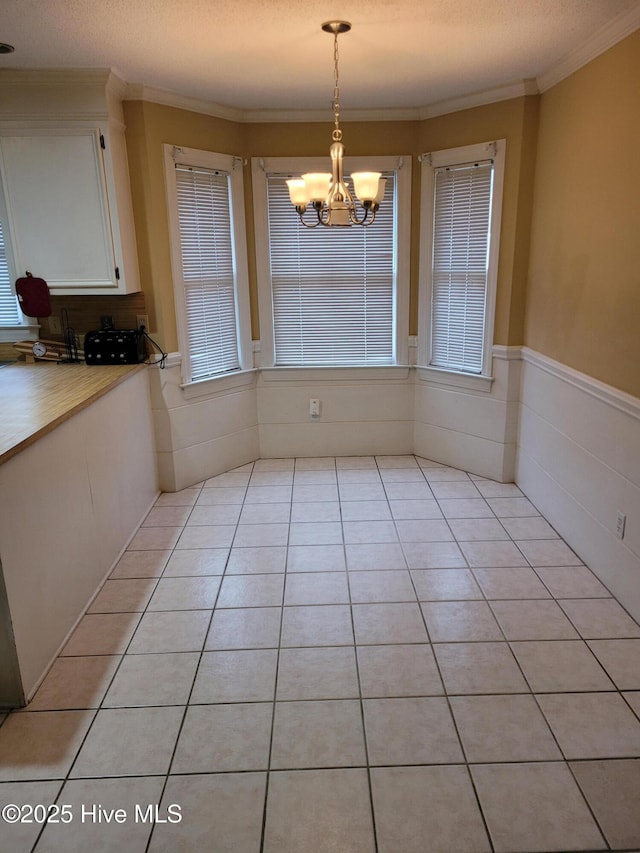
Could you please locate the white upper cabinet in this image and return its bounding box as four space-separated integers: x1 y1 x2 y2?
0 71 140 295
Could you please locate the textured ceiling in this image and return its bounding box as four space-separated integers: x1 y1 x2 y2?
1 0 639 114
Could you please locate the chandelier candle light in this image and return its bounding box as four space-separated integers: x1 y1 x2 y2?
286 21 386 227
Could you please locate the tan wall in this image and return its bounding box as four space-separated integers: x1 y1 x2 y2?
123 96 538 354
525 30 640 397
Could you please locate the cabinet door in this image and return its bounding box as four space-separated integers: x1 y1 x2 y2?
0 129 119 292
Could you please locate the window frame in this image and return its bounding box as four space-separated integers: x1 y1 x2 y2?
163 144 252 387
0 170 38 341
418 140 505 381
252 154 411 370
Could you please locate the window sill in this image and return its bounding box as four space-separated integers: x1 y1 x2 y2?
415 365 494 393
0 324 39 343
180 367 258 399
260 365 412 383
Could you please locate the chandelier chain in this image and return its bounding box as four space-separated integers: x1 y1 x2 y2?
332 30 342 142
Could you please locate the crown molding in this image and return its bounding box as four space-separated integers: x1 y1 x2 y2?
125 83 244 122
538 4 640 92
418 79 539 119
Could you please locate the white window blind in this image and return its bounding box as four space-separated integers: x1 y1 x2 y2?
430 160 493 374
0 220 19 326
266 173 396 366
175 164 240 381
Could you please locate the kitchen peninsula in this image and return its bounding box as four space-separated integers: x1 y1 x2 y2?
0 362 158 707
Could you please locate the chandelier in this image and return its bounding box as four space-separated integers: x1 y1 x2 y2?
286 21 386 227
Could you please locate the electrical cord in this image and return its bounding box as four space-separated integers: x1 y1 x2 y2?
140 328 167 369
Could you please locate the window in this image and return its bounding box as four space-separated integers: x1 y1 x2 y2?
252 156 411 368
164 146 252 384
0 218 19 327
418 140 505 377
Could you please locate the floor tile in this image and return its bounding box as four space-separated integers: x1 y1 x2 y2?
35 776 163 852
175 524 235 549
127 527 182 551
233 522 289 547
280 604 354 647
270 699 366 768
348 569 416 603
356 644 443 697
447 517 509 541
499 516 559 539
438 497 494 519
294 457 336 471
253 458 294 472
276 646 359 700
206 606 281 649
474 481 523 498
490 599 580 640
624 691 640 718
263 769 375 853
226 545 286 574
433 642 529 694
249 470 293 486
352 603 428 644
485 495 540 517
363 697 463 765
190 649 278 703
142 505 193 527
293 469 337 484
154 487 200 506
244 485 292 504
102 652 199 707
459 540 527 567
516 538 582 566
571 759 640 850
216 573 284 608
345 542 407 570
422 600 503 642
147 575 221 610
402 541 467 569
172 703 272 773
340 500 392 521
394 519 453 542
471 762 605 852
70 706 183 778
423 466 470 482
534 565 610 598
335 456 377 469
287 544 346 572
111 550 171 578
537 692 640 758
588 639 640 689
412 569 483 600
148 773 266 853
559 598 640 638
196 485 246 504
293 483 339 502
288 521 343 546
384 482 434 501
379 467 426 482
343 520 398 544
0 711 95 781
290 501 341 522
128 610 211 653
87 579 157 614
450 694 561 762
27 655 121 710
0 781 62 851
162 548 228 576
511 640 614 692
61 613 141 656
284 571 349 605
388 498 443 519
203 470 251 488
187 504 241 525
339 482 386 501
370 765 490 853
473 566 551 599
376 456 419 468
430 481 481 500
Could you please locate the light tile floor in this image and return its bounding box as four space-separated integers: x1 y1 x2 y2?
2 455 640 852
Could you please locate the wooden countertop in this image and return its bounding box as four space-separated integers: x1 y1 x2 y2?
0 361 146 464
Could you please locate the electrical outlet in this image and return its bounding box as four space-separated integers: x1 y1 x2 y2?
49 316 62 334
136 315 149 332
309 398 320 418
615 511 626 540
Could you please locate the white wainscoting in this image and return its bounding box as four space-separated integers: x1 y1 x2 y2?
257 367 414 459
413 346 521 482
148 360 260 492
516 347 640 622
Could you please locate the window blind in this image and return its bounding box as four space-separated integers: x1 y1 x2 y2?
430 161 493 374
0 220 19 326
175 164 239 381
266 173 396 366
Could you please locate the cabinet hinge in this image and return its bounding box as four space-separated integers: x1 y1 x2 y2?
115 266 120 280
100 134 106 150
